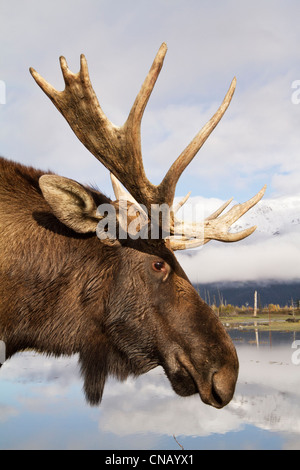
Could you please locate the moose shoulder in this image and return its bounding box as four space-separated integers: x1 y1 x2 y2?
0 44 265 408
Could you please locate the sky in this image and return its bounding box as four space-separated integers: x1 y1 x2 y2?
1 0 300 284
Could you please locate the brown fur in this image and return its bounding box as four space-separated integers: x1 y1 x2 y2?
0 156 238 407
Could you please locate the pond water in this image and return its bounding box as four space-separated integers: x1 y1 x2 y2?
0 329 300 450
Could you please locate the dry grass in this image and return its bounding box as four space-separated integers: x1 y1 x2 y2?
220 311 300 331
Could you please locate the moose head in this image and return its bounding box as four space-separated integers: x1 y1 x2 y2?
0 44 265 409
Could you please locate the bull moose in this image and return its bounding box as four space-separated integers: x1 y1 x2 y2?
0 43 265 407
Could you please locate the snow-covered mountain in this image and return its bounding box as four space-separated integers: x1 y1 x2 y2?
176 194 300 241
231 195 300 239
175 194 300 284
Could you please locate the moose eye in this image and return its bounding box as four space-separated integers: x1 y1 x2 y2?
152 261 165 272
151 260 170 281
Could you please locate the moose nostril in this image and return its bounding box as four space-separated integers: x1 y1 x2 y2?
211 365 237 408
211 379 224 407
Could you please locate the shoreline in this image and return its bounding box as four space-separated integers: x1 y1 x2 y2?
220 314 300 331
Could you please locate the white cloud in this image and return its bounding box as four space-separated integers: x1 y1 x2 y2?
177 233 300 284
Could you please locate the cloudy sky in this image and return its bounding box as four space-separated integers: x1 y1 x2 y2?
1 0 300 283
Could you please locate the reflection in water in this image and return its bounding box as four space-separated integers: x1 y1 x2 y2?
0 330 299 450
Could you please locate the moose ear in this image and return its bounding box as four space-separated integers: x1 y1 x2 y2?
39 174 101 233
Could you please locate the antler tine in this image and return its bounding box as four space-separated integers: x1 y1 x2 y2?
205 197 234 221
216 184 267 227
169 225 257 251
126 43 167 133
110 173 146 212
173 192 192 214
169 185 266 250
110 173 129 201
159 77 236 206
30 54 110 133
29 66 59 102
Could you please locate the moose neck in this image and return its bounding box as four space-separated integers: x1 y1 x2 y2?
0 158 117 358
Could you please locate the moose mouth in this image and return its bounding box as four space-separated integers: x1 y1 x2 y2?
166 353 236 409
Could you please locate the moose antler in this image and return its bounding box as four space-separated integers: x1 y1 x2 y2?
109 173 266 250
30 45 167 213
30 43 266 249
169 184 266 250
